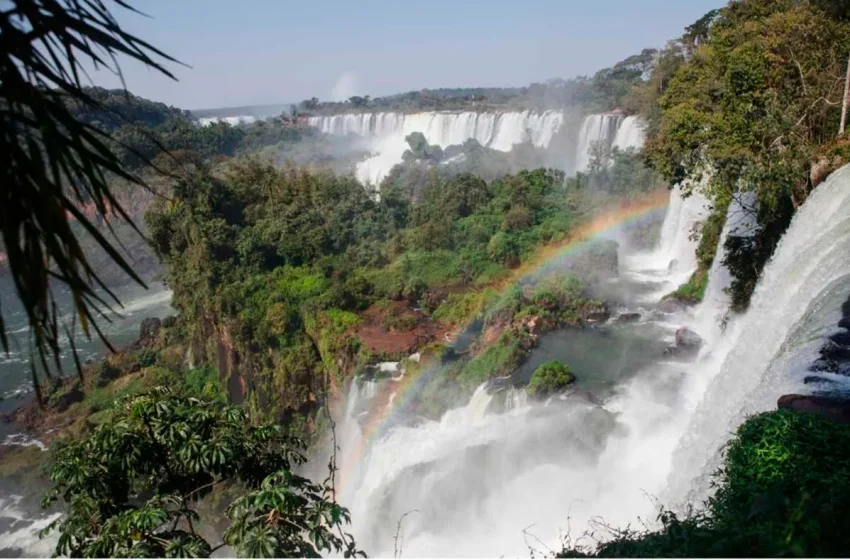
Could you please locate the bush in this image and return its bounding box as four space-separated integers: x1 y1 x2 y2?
559 410 850 557
526 360 575 398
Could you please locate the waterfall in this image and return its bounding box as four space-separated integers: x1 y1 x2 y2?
695 191 758 331
574 113 622 173
664 164 850 507
333 165 850 556
623 184 712 302
309 110 583 185
309 110 644 185
198 115 257 126
611 116 645 153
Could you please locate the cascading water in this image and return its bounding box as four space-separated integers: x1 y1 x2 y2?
623 184 712 303
308 111 639 185
664 164 850 507
573 113 623 173
333 166 850 556
693 191 758 334
611 116 645 153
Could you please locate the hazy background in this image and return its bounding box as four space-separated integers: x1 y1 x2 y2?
93 0 722 110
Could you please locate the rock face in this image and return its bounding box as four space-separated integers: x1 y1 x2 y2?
777 394 850 424
616 312 641 324
810 296 850 375
138 317 162 345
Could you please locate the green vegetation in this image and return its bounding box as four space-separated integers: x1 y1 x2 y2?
144 160 599 424
559 410 850 557
666 269 709 305
42 387 361 558
641 0 850 310
526 361 575 398
456 331 531 390
0 0 178 388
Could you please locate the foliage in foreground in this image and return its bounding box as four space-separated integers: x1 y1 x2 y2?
559 410 850 557
42 388 362 558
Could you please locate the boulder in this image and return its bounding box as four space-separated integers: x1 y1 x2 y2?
777 394 850 424
675 327 703 350
663 327 704 358
616 312 641 324
138 317 162 345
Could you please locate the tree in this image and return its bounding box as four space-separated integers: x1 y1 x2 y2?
1 0 179 395
301 97 319 110
42 387 363 558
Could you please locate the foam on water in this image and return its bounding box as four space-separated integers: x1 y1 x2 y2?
332 166 850 556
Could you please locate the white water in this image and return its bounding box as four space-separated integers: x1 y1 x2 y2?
694 191 758 332
623 184 712 303
334 166 850 556
198 115 257 126
665 165 850 506
611 116 646 153
574 113 623 173
0 496 60 556
309 111 643 185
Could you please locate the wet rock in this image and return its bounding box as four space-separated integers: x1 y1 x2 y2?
675 327 703 350
830 331 850 346
811 340 850 374
663 328 704 358
583 304 611 324
616 312 641 324
657 298 687 314
804 375 837 385
777 394 850 424
839 317 850 330
138 317 161 345
484 376 513 394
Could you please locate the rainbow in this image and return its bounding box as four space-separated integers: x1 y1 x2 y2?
337 189 671 491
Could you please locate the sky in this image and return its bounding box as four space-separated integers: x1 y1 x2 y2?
94 0 724 110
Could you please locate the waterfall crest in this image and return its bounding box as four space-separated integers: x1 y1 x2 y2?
308 111 645 185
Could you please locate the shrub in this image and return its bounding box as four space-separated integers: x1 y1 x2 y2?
559 410 850 557
526 360 575 398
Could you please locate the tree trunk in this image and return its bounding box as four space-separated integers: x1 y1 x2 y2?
841 50 850 136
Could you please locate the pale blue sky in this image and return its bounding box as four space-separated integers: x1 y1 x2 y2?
96 0 723 110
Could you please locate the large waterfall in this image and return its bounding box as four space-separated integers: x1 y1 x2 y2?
308 111 644 185
329 166 850 556
665 165 850 506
